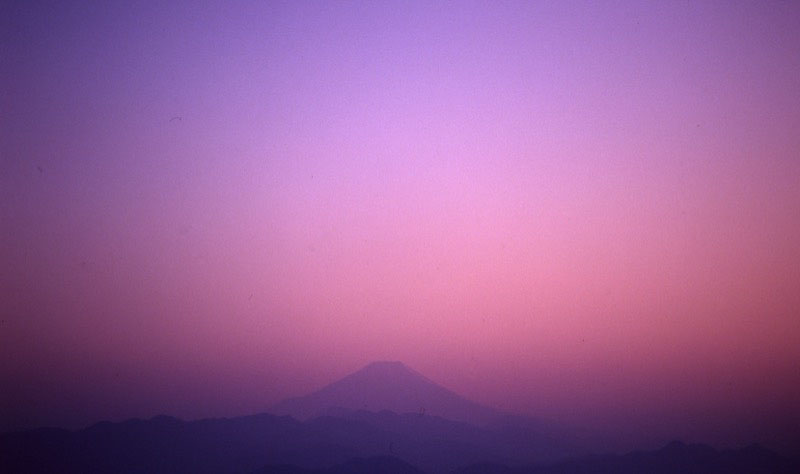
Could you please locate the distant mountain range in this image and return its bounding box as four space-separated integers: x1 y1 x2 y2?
254 455 424 474
451 441 799 474
1 361 796 473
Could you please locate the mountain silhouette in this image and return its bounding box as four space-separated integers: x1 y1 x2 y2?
4 413 794 474
272 361 502 426
0 413 365 474
0 362 575 473
0 411 543 473
253 455 424 474
452 440 800 474
3 361 793 473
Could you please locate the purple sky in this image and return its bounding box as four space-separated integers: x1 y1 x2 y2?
2 0 800 453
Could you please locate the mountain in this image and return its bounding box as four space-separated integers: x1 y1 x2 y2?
0 408 574 473
2 406 795 474
0 410 545 473
271 361 502 426
10 361 791 474
452 440 800 474
332 409 575 466
270 361 576 462
0 413 349 474
253 455 424 474
0 362 576 473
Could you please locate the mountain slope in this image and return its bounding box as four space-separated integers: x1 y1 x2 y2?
0 361 579 473
253 455 425 474
2 406 794 474
0 410 556 473
452 440 800 474
271 361 501 426
0 414 356 474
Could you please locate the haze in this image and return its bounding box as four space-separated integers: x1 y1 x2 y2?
2 0 799 455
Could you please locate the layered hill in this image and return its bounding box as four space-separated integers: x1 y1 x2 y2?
452 440 800 474
4 361 792 473
0 361 573 473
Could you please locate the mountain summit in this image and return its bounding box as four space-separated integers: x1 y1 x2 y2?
271 361 501 425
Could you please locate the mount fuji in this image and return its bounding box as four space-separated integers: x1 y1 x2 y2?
271 361 502 426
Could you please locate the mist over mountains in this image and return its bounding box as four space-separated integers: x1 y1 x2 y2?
5 1 800 471
2 362 797 473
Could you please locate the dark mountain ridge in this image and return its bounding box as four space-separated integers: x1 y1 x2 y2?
253 455 424 474
452 440 799 474
0 410 529 473
0 361 572 473
2 361 795 474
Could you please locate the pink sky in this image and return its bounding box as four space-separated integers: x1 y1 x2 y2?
2 0 799 453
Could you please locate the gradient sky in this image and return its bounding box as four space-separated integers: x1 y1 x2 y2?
2 0 799 454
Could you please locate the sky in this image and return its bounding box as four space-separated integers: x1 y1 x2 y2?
2 0 799 454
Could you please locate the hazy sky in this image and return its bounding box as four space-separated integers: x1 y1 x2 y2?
2 0 799 454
